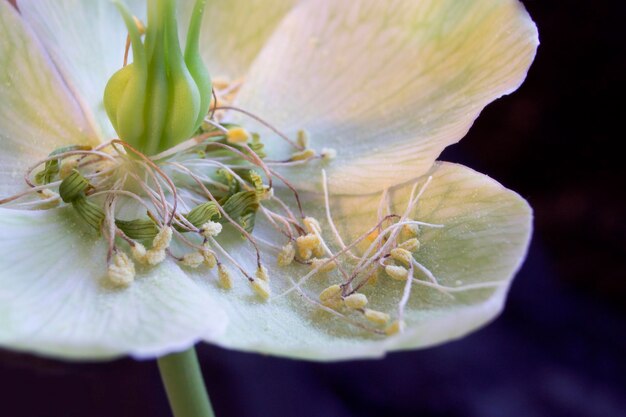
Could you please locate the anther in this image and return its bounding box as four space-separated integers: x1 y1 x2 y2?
130 242 147 264
201 221 222 237
218 264 233 289
401 223 420 241
303 217 322 235
152 227 173 251
256 265 270 282
107 251 135 287
398 238 420 252
296 233 321 260
226 127 251 144
390 248 413 266
181 252 205 268
385 320 405 336
251 279 271 300
310 258 337 273
145 249 166 266
277 242 296 266
344 293 368 309
296 129 310 149
385 265 409 281
363 309 390 325
319 284 343 309
201 242 217 268
290 148 315 162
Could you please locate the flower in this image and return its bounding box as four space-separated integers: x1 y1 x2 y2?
0 0 538 360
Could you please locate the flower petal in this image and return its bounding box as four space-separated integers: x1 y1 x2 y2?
0 207 227 360
17 0 147 140
0 1 97 196
178 0 299 80
233 0 539 194
192 162 531 360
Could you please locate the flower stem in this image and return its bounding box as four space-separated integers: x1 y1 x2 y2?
157 347 216 417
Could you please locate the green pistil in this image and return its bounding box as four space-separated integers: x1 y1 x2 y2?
104 0 212 156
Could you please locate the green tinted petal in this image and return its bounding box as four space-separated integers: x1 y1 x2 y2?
192 162 531 360
17 0 147 140
0 207 227 360
0 1 96 196
178 0 299 80
233 0 538 194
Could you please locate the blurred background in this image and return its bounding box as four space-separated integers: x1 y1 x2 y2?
1 0 624 416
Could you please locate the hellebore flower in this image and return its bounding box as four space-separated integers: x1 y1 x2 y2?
0 0 538 363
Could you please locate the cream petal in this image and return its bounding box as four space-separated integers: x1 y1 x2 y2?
233 0 539 194
0 207 227 360
191 162 531 360
178 0 299 81
0 1 97 196
17 0 147 140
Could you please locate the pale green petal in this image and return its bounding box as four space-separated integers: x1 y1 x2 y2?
178 0 299 80
192 162 531 360
17 0 147 140
233 0 539 194
0 1 97 196
0 207 227 360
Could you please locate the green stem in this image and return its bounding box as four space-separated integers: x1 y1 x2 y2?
157 347 216 417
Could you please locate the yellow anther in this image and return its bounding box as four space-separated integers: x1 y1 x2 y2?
319 284 342 302
218 264 233 289
364 309 390 325
152 227 173 251
130 242 147 264
290 148 316 161
390 248 413 266
399 238 420 252
145 249 166 266
303 217 322 235
312 245 325 258
320 148 337 161
256 265 270 282
319 284 343 309
201 221 222 237
251 279 271 300
277 242 296 266
310 258 337 273
366 230 379 243
181 252 204 268
201 243 217 268
226 127 251 144
212 77 230 90
385 320 405 336
401 223 420 241
296 233 321 260
107 251 135 287
344 293 368 309
296 129 310 148
385 265 409 281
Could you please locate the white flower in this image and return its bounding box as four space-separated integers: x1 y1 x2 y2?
0 0 537 360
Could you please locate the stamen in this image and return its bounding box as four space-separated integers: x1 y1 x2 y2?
107 250 135 287
344 293 368 309
363 309 390 325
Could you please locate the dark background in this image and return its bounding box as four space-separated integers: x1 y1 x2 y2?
1 1 625 416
